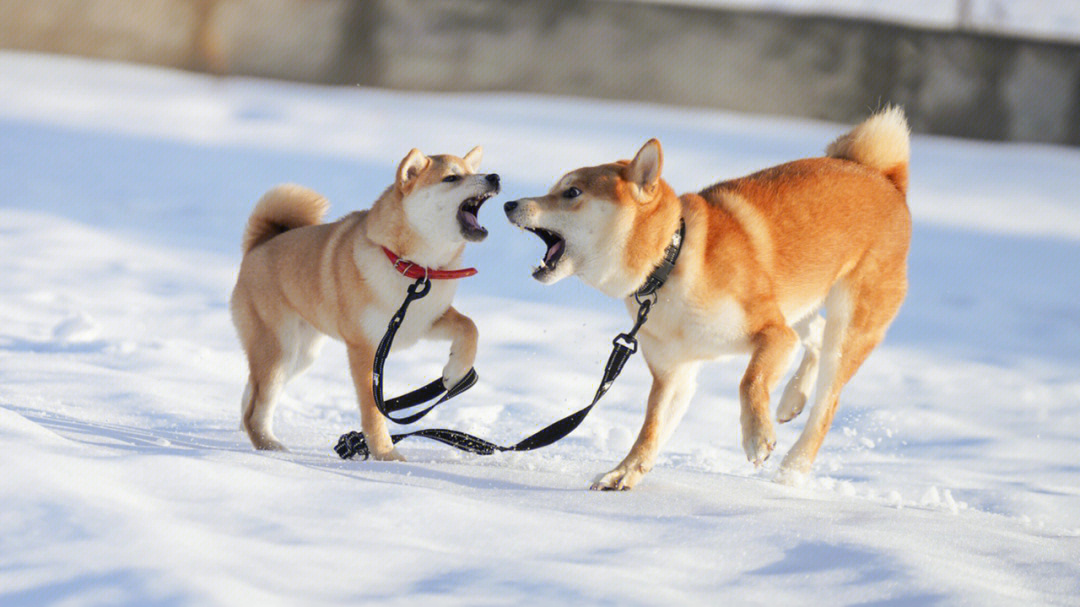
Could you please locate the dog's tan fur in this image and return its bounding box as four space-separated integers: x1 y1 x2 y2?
507 108 911 488
231 147 497 458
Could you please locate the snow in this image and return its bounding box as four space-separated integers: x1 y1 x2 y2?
2 51 1079 606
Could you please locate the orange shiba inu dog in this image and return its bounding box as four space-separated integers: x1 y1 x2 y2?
230 147 499 459
505 108 911 489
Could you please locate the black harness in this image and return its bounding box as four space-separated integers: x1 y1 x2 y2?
335 220 686 460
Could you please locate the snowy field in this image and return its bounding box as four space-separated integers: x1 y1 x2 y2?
2 51 1079 606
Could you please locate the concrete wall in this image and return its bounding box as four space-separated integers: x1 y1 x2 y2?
3 0 1078 145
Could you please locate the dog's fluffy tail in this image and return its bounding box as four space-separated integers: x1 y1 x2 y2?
242 184 329 254
826 106 910 196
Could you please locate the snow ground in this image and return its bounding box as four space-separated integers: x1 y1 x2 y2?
1 52 1078 606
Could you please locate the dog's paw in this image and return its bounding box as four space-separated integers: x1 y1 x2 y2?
742 419 776 466
776 450 813 478
370 447 406 462
773 465 809 487
589 462 648 491
442 360 471 389
251 435 288 452
776 388 808 423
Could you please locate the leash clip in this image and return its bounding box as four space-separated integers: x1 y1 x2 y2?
634 290 658 308
407 275 432 298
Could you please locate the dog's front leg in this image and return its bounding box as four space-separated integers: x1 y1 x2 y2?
429 306 478 388
346 341 405 461
591 358 701 491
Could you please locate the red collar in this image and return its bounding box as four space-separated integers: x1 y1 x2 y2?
382 247 477 280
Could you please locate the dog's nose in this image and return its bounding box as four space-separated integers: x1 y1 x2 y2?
486 173 500 186
504 200 518 213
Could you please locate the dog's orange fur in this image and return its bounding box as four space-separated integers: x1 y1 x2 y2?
507 108 911 488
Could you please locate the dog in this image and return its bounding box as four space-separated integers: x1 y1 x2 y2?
230 147 499 459
505 108 911 489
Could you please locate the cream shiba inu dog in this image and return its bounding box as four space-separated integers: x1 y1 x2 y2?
230 147 499 459
506 108 911 489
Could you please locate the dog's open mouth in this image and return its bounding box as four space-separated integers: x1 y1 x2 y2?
458 192 494 241
527 227 565 279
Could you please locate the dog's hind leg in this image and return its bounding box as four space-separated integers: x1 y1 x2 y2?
288 319 325 379
233 290 291 451
240 381 253 429
241 329 289 451
740 320 799 465
778 265 907 478
776 314 826 423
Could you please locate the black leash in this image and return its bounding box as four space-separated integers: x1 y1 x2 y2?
335 220 685 460
370 277 479 425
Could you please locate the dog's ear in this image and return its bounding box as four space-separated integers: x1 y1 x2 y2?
397 148 430 192
624 139 663 202
463 146 483 173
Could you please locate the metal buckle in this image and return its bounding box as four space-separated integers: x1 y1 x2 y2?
634 289 658 308
393 257 416 276
396 258 432 285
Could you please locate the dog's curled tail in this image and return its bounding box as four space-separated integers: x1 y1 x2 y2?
242 184 330 254
826 106 910 196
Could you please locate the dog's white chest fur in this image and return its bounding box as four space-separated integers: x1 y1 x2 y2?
633 282 751 361
359 274 457 349
344 243 454 347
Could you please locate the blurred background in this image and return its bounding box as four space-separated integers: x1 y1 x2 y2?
2 0 1079 145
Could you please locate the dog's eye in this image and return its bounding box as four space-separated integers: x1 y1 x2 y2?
443 175 460 183
563 187 581 199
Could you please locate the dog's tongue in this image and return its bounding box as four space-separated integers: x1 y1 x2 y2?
460 209 482 231
544 240 564 264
